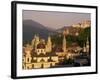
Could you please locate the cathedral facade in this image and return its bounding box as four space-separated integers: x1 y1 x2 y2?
23 35 59 69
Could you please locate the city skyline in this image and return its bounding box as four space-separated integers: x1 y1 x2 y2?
23 10 90 29
22 10 91 69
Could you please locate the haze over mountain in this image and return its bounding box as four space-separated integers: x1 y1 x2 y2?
23 20 56 42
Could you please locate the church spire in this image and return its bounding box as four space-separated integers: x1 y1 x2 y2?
83 43 86 52
34 34 40 52
63 35 66 52
46 35 52 52
86 37 89 53
31 35 36 47
86 37 89 45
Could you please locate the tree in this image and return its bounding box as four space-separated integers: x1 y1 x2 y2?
60 58 74 65
51 27 90 48
51 34 63 45
77 27 90 47
66 35 78 46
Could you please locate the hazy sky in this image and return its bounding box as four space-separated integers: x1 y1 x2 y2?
23 10 90 29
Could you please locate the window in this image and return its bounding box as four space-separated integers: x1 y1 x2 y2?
32 64 34 68
22 66 24 69
41 49 43 53
38 49 40 52
27 66 29 69
41 49 44 53
27 58 29 62
22 58 24 62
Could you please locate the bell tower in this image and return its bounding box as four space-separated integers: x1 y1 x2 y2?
34 35 40 52
63 35 66 52
46 36 52 52
86 37 89 53
83 43 86 52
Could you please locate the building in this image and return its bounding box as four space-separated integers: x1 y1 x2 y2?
22 34 90 69
72 20 91 29
82 37 90 54
22 35 59 69
62 27 81 36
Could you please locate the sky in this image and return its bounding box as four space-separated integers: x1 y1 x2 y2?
23 10 90 29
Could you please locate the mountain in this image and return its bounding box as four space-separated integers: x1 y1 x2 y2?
23 20 56 42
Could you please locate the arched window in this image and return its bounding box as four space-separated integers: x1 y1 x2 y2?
50 63 52 67
32 64 34 68
22 58 24 62
38 49 40 52
27 66 29 69
22 65 24 69
41 49 44 53
27 58 29 62
41 64 44 68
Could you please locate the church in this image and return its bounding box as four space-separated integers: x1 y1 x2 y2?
22 34 67 69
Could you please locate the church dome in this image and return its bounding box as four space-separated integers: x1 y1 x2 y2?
37 43 45 49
